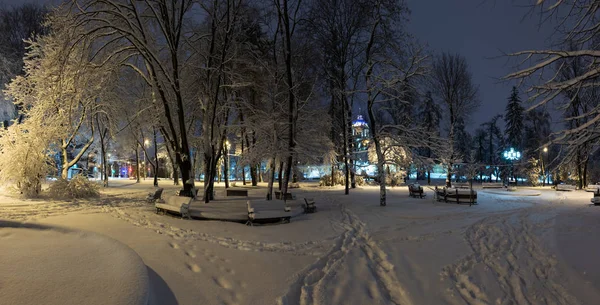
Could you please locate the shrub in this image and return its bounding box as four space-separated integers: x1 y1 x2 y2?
47 174 100 199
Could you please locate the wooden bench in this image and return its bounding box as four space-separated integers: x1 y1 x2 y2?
482 182 503 189
155 196 192 219
556 184 576 191
591 189 600 205
408 184 424 198
146 188 164 203
453 182 470 189
434 187 477 206
226 189 248 197
275 191 295 200
246 200 291 226
303 198 316 213
586 184 600 192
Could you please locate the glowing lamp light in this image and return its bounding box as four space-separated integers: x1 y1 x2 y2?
503 148 521 161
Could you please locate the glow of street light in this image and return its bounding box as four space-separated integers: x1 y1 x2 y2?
543 147 548 153
144 139 150 146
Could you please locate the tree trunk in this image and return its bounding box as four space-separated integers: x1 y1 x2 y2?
279 0 297 198
224 142 229 189
250 163 258 186
342 93 350 195
278 161 284 190
267 157 276 200
153 128 158 187
135 148 140 183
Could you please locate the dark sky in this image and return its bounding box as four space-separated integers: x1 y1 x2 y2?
407 0 556 130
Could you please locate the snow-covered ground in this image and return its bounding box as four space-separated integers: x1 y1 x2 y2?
1 179 600 305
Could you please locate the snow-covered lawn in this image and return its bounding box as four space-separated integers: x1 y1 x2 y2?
2 179 600 305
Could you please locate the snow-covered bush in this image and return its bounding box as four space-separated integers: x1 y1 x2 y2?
0 122 54 197
319 171 344 186
46 175 99 199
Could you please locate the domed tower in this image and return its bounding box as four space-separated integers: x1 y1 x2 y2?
352 115 370 166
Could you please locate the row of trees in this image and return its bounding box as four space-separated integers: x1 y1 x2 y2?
2 0 599 202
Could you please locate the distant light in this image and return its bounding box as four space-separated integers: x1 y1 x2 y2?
543 147 548 153
503 148 521 161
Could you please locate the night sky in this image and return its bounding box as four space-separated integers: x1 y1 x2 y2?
407 0 556 130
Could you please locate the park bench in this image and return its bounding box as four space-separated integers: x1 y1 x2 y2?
155 196 192 219
246 200 291 226
434 186 477 206
226 189 248 197
556 184 576 191
146 188 164 203
482 182 503 189
275 191 295 200
591 189 600 205
408 183 424 198
303 198 317 213
453 182 470 189
585 184 600 192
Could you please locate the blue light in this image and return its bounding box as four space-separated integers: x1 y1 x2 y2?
503 147 521 161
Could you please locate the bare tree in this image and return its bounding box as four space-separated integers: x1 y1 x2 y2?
430 52 480 187
504 1 600 188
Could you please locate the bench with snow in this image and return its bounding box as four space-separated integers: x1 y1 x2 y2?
591 189 600 205
146 188 164 203
408 183 424 198
275 191 295 200
246 200 291 226
226 189 248 197
482 182 503 189
453 182 470 189
556 184 576 191
176 188 199 199
303 198 316 213
435 187 477 206
155 196 192 219
586 184 600 192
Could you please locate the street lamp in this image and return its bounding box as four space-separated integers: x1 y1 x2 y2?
502 147 521 188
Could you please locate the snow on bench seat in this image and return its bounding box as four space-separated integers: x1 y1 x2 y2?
246 200 291 226
482 182 503 188
155 196 192 219
556 184 576 191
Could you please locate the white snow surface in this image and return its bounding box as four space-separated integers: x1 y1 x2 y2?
1 179 600 305
0 221 149 305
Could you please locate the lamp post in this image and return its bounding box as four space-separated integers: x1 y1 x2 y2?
542 147 548 187
502 147 521 188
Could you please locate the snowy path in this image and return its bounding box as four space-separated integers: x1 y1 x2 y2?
278 194 412 305
442 206 578 305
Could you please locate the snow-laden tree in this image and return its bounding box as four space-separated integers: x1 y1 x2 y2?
72 0 197 193
430 52 480 187
480 115 504 182
504 86 524 149
5 11 114 180
363 0 432 206
0 114 54 196
416 91 441 184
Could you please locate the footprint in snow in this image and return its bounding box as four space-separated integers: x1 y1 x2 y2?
170 242 180 249
187 263 201 273
185 250 196 258
214 276 233 290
